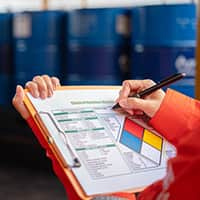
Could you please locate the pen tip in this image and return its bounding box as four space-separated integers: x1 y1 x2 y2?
112 103 120 110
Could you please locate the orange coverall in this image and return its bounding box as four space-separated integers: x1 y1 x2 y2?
27 89 200 199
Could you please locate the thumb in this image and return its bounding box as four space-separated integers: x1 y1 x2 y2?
12 85 30 119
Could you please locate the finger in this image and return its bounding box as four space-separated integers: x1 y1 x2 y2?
123 79 155 93
117 79 156 104
51 76 60 90
119 97 149 112
116 82 131 103
118 79 146 101
12 85 30 119
32 75 48 99
25 81 39 98
118 81 131 99
41 75 54 97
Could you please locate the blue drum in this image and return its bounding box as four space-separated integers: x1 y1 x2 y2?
131 4 196 97
64 8 131 85
13 11 65 85
0 13 12 105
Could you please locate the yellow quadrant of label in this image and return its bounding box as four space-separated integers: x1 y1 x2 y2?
143 129 162 151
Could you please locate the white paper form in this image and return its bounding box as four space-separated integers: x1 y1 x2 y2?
27 88 176 196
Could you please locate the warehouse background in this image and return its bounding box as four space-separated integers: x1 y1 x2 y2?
0 0 197 199
0 0 197 10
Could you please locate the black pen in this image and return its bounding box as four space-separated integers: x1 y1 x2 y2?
112 72 186 110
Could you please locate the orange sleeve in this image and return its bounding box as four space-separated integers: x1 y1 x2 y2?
138 180 163 200
138 90 200 199
149 89 200 147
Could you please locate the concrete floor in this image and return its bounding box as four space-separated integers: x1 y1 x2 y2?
0 107 67 200
0 164 67 200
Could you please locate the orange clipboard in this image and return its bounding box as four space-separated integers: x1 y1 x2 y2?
23 86 144 199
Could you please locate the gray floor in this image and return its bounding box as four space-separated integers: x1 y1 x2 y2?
0 108 67 200
0 164 67 200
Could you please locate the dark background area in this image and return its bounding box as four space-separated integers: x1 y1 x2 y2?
0 106 67 200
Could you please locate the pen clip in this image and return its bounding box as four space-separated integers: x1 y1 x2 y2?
38 111 81 168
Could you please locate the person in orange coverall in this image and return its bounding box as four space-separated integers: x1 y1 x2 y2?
13 75 200 200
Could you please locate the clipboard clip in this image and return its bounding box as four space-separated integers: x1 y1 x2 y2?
39 111 81 168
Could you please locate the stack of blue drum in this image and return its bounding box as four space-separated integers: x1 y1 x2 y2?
131 3 196 97
0 13 12 105
13 11 65 86
64 8 130 85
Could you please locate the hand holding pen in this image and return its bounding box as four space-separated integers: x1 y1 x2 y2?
113 73 186 118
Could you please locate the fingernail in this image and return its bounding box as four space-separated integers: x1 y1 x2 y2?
48 89 53 97
56 83 60 88
122 82 127 87
41 91 46 99
34 91 39 98
16 85 21 95
16 85 20 91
